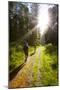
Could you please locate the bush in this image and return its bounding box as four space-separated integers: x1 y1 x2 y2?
45 43 57 54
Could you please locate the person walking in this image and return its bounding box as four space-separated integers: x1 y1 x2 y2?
23 41 29 62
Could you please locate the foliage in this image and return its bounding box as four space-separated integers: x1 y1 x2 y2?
9 2 29 42
9 44 58 86
9 45 24 72
9 2 58 87
9 2 40 46
44 25 58 45
40 45 58 86
9 44 35 72
41 5 58 45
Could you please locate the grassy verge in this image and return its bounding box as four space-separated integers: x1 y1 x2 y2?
40 44 58 86
32 52 39 86
9 44 34 72
9 45 25 72
31 44 58 86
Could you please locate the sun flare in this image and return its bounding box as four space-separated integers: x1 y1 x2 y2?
38 5 50 35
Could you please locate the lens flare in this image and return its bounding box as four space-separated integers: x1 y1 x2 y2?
38 5 50 35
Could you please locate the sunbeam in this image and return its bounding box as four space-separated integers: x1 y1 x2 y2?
38 5 50 35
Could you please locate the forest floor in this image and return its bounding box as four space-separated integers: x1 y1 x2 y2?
9 47 42 88
9 44 58 88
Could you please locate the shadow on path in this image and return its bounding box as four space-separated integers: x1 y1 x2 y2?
30 51 36 56
9 51 35 82
9 63 25 81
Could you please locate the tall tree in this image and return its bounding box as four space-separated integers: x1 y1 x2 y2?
44 5 58 45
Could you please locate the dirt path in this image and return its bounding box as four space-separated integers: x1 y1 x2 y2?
9 47 41 88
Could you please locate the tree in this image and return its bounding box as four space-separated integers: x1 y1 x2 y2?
28 3 40 46
9 2 40 46
44 5 58 45
9 2 29 43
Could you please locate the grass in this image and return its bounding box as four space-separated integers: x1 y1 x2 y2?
39 44 58 86
9 45 25 72
9 43 58 86
9 44 34 72
32 53 39 86
29 46 34 55
30 44 58 86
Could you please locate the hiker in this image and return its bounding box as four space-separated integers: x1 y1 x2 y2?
23 41 29 62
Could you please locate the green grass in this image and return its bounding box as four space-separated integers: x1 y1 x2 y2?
39 44 58 86
9 45 34 72
29 46 34 55
30 44 58 86
9 45 25 72
9 43 58 86
32 53 39 86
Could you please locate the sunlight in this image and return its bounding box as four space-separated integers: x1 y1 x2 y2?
38 5 50 35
